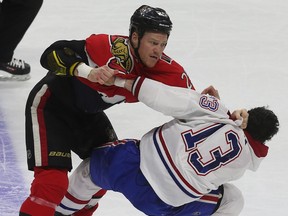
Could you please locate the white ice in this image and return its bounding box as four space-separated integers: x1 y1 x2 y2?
0 0 287 215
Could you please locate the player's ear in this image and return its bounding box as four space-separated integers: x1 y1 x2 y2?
131 32 139 48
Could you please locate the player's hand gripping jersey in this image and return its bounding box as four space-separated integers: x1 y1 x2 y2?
131 77 269 206
41 34 194 109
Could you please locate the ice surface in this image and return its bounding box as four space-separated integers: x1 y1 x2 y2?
0 0 287 215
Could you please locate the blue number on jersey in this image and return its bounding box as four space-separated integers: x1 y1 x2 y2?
182 124 242 175
199 95 219 112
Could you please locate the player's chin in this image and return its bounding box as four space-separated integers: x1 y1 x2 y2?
145 58 158 68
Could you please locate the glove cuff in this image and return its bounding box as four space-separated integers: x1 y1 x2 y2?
69 62 81 76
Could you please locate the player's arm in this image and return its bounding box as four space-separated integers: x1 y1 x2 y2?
121 76 199 117
41 39 119 85
40 40 88 76
201 86 248 128
201 85 220 99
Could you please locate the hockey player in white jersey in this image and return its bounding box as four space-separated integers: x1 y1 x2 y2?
56 77 279 215
127 77 279 205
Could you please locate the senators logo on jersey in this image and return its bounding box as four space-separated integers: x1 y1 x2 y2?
109 36 133 73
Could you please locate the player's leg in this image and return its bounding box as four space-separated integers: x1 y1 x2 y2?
0 0 43 60
20 168 69 216
0 0 43 80
56 111 117 216
172 186 224 216
19 80 75 215
72 111 118 159
71 190 106 216
55 192 106 216
212 183 244 216
55 159 106 215
56 139 141 215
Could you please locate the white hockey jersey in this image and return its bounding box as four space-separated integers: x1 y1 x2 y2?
132 77 268 207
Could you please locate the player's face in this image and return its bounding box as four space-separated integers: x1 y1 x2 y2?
136 32 168 68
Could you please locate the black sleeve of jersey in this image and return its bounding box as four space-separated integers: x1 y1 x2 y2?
40 40 89 75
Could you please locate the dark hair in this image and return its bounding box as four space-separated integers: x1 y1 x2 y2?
245 106 279 143
129 5 173 38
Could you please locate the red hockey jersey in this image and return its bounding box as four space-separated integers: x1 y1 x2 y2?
77 34 194 103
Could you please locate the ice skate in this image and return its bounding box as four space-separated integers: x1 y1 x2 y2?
0 58 31 81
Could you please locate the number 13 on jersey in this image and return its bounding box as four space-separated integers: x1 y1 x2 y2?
181 124 242 176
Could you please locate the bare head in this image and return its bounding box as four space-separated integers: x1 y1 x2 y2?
245 106 279 143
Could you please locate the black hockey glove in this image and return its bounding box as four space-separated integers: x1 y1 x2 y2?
46 47 82 76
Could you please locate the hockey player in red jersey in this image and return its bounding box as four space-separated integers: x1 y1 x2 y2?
20 5 196 216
